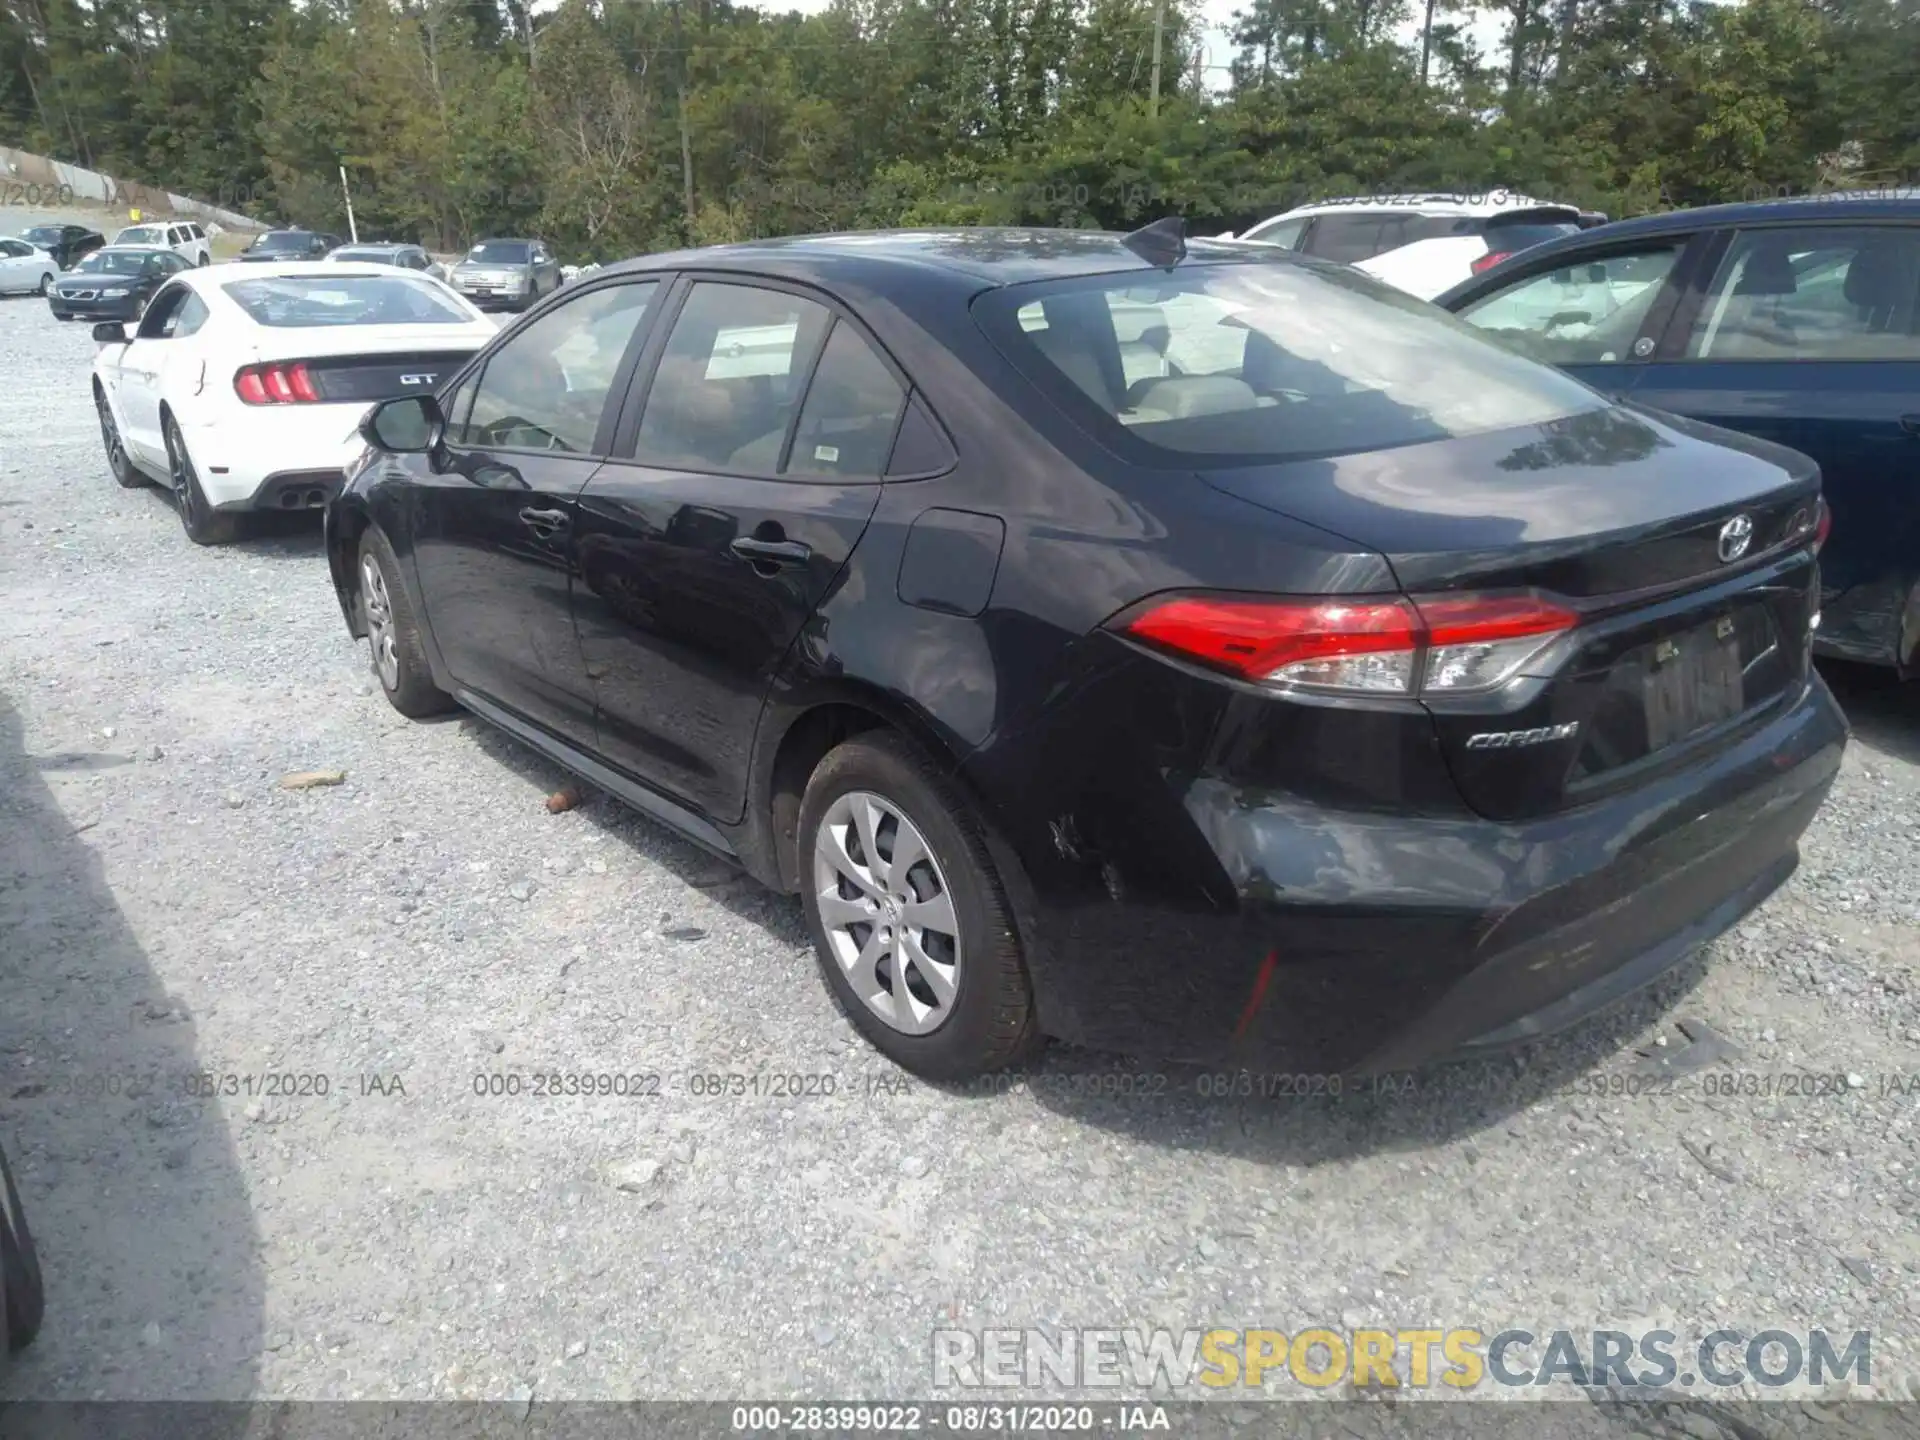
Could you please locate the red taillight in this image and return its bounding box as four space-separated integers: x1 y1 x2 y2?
1471 250 1514 275
1118 592 1579 697
234 361 319 404
1813 497 1831 553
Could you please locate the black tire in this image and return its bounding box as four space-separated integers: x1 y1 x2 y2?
0 1141 44 1354
163 414 239 545
797 731 1038 1080
96 386 143 488
34 272 50 297
195 253 210 267
357 527 455 718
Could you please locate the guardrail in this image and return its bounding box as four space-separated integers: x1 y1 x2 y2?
0 146 267 233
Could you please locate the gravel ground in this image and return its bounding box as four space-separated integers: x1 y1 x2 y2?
1 296 1918 1429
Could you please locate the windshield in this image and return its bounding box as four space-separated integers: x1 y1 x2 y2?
23 227 62 245
979 258 1602 464
221 274 471 327
466 242 531 264
115 226 165 246
74 251 157 276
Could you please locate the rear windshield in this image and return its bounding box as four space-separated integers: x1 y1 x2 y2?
115 226 166 246
251 231 316 252
467 241 531 263
978 259 1601 464
76 251 158 275
221 274 471 327
331 247 398 263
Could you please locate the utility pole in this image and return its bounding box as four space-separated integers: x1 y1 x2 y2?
1420 0 1436 85
1149 0 1166 116
339 164 358 242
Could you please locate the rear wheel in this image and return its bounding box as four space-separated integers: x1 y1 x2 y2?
358 527 455 718
96 388 142 488
195 253 209 267
798 732 1037 1080
0 1141 44 1354
34 272 50 296
164 415 238 545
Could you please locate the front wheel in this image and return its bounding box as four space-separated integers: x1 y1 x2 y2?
195 253 209 267
358 527 455 718
0 1141 44 1353
164 415 238 545
798 732 1037 1080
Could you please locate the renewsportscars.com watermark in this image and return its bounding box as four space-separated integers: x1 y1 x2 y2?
932 1327 1875 1393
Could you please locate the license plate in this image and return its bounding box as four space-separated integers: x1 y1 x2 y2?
1644 616 1745 749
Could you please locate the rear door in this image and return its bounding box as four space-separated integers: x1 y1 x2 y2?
408 278 662 747
1448 230 1709 398
1628 221 1920 663
572 276 896 821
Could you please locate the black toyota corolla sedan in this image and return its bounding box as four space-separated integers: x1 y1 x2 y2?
327 224 1847 1081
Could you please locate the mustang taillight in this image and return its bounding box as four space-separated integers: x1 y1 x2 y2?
1118 592 1580 698
234 362 319 404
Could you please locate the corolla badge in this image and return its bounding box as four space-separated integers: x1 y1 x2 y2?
1465 721 1580 750
1717 514 1754 563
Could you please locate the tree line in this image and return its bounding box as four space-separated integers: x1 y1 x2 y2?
2 0 1916 261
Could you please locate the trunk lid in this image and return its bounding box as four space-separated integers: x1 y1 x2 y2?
1204 406 1824 820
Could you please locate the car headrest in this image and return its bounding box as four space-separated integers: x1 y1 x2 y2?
1132 375 1258 420
1733 246 1798 296
1843 243 1916 311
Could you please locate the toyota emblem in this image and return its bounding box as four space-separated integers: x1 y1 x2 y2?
1717 514 1754 564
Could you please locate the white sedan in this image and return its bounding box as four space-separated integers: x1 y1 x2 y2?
0 236 57 296
91 262 498 544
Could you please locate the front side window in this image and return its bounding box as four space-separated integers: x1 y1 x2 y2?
985 260 1601 464
1687 226 1920 361
0 239 27 258
458 281 657 453
170 293 211 338
1456 245 1683 365
136 285 193 338
634 283 832 472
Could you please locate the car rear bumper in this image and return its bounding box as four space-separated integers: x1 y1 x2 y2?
990 673 1846 1075
177 404 366 509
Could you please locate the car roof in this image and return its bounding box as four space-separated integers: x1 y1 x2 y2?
595 227 1288 291
1438 191 1920 297
92 244 172 256
1259 192 1566 221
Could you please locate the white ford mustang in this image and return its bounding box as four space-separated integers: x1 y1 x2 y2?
90 262 498 544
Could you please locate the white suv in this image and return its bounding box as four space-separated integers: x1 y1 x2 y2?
1219 192 1601 300
111 220 212 267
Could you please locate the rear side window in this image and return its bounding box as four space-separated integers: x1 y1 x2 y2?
1688 226 1920 360
1302 214 1410 264
786 322 907 478
984 261 1600 464
634 282 832 472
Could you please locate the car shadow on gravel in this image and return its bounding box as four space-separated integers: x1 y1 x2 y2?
456 716 811 945
1819 657 1920 766
0 694 264 1414
129 488 325 557
1009 940 1720 1165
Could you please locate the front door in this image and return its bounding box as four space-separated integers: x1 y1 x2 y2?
408 278 662 747
571 279 902 821
113 281 210 468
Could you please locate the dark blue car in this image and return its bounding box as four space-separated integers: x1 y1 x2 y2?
1438 193 1920 672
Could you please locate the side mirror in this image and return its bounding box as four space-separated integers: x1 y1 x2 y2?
92 321 130 344
360 394 444 454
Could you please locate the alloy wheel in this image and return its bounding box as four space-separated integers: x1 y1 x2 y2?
812 790 962 1036
360 555 401 690
96 393 124 472
167 424 199 531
